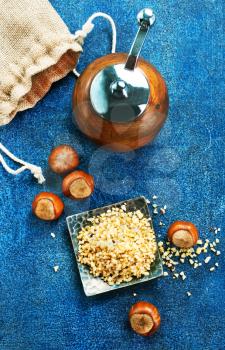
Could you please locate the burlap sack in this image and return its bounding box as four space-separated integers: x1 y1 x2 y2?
0 0 82 126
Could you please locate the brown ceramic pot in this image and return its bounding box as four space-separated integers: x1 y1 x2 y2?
73 53 168 152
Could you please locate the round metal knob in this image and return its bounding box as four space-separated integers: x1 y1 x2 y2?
137 8 155 28
110 80 128 99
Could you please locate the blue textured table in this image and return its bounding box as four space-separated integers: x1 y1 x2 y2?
0 1 224 349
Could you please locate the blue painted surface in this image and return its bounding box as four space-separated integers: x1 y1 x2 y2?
0 0 224 349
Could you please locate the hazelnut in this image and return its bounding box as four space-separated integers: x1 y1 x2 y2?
62 170 94 200
32 192 64 221
167 221 199 248
129 301 161 336
48 145 79 174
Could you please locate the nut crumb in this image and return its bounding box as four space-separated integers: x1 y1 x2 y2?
50 232 56 238
53 265 59 272
180 271 186 280
187 291 192 297
136 210 143 219
213 227 221 234
160 208 166 215
204 256 211 264
159 221 165 226
196 247 202 255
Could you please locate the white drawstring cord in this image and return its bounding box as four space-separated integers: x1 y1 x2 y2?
73 12 117 77
0 143 45 184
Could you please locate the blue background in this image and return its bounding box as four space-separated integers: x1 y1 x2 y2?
0 0 224 349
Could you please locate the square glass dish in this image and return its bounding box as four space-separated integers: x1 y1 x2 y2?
66 196 163 296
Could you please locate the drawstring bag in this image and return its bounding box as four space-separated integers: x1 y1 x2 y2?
0 0 82 126
0 0 116 183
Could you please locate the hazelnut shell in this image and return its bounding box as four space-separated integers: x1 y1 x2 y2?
129 301 161 336
32 192 64 221
48 145 79 174
62 170 94 200
167 221 199 248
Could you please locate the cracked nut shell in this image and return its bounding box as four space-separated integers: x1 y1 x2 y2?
62 170 94 200
167 221 199 248
129 301 161 336
32 192 64 221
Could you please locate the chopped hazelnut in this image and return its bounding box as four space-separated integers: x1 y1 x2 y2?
204 256 211 264
197 239 203 245
77 207 157 285
196 247 202 255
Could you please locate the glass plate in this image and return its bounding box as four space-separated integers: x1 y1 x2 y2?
66 196 163 296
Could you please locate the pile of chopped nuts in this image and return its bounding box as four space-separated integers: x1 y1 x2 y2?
77 205 157 285
147 195 221 296
158 228 221 294
159 229 221 273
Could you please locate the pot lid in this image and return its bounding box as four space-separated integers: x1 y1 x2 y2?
90 63 150 123
90 8 155 123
